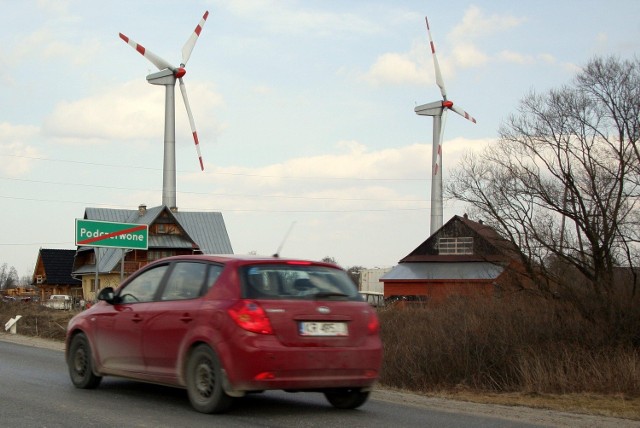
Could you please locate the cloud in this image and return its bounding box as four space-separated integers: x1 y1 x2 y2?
449 6 525 42
361 6 524 87
216 0 380 37
42 80 225 144
181 136 492 213
451 43 488 68
36 0 72 15
361 51 430 86
0 123 41 177
498 50 535 65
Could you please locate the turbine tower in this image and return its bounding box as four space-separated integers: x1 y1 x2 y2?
119 11 209 210
414 16 476 235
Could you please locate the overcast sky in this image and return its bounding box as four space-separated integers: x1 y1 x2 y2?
1 0 639 277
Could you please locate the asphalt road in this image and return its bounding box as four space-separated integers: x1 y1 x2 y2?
0 335 635 428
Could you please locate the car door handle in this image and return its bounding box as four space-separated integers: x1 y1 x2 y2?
132 315 143 323
180 314 193 323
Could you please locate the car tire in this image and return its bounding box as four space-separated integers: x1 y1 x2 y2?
68 332 102 389
324 388 370 409
186 344 233 414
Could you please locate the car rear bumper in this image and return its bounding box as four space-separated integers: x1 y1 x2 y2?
218 335 382 392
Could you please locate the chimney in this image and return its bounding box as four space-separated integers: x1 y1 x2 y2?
138 204 147 216
463 213 468 220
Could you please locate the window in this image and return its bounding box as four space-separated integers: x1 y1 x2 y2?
241 265 359 301
206 264 224 291
438 237 473 255
161 262 208 301
147 250 175 261
155 223 180 235
119 265 168 303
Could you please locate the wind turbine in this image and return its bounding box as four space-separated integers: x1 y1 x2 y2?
414 16 476 235
119 11 209 211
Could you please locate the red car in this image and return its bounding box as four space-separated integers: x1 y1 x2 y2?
66 255 382 413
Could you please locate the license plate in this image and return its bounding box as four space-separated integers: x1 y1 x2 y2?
299 321 348 336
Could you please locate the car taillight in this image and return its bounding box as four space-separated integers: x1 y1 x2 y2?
227 300 273 335
367 311 380 335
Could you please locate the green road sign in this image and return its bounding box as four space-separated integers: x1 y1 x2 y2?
75 219 148 250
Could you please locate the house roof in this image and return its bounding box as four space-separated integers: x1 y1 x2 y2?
400 214 520 263
37 249 82 286
75 205 233 274
381 262 504 282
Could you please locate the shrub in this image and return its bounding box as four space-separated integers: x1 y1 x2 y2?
378 293 640 396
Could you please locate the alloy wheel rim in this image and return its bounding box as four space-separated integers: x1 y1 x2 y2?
195 359 214 398
74 347 87 376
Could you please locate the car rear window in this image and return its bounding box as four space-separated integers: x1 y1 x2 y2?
240 264 362 301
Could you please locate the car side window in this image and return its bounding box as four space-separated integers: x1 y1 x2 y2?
205 264 224 291
120 265 168 303
161 262 208 301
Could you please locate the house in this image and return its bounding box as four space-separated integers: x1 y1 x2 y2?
32 248 83 301
73 204 233 300
381 214 523 303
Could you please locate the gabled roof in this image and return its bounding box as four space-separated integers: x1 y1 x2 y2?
75 205 233 274
381 262 504 281
37 249 82 286
400 214 520 263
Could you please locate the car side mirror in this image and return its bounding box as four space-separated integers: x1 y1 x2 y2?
97 287 115 304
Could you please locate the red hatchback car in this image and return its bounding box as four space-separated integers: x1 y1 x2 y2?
66 255 383 413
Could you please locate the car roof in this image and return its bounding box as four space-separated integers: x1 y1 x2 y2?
155 254 341 269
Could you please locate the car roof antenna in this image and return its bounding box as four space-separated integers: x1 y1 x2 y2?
273 221 297 258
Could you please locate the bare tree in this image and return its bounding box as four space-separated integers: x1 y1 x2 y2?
0 263 19 290
321 256 339 265
447 56 640 323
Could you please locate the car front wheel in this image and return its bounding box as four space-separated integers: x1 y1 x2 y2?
324 388 370 409
186 344 233 414
68 332 102 389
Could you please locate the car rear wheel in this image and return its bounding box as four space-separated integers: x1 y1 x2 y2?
186 344 233 414
324 388 370 409
68 333 102 389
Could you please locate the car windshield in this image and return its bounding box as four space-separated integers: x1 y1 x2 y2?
240 264 362 301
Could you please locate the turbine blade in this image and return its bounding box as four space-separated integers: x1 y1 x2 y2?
425 16 447 100
450 103 477 124
119 33 174 71
178 78 204 171
182 11 209 66
434 108 448 176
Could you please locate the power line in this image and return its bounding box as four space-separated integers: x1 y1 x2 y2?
0 194 430 212
0 153 428 182
0 176 428 203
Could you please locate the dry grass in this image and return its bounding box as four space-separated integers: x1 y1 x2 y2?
434 390 640 421
0 301 75 341
377 294 640 420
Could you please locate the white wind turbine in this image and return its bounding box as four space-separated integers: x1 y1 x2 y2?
414 16 476 235
119 11 209 210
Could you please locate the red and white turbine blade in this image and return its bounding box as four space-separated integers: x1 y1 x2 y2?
119 33 174 71
450 103 477 124
182 10 209 66
178 78 204 171
425 16 447 100
434 109 448 176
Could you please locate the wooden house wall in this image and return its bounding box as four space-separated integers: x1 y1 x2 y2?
384 280 495 302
